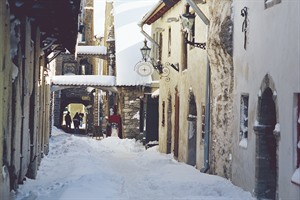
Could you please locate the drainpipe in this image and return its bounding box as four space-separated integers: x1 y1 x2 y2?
185 0 211 173
137 1 162 48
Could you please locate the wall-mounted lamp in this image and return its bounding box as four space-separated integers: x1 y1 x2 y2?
180 4 206 50
137 39 171 81
140 39 164 74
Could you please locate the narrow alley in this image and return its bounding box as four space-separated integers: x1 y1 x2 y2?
13 127 254 200
1 0 300 199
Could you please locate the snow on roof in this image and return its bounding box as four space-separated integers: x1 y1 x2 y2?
114 0 156 86
51 75 115 86
76 45 107 56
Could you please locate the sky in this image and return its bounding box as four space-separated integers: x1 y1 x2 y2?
13 127 255 200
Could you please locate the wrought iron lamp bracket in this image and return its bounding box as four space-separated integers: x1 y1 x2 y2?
184 32 206 50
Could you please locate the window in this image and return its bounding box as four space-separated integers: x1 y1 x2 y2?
291 94 300 186
189 18 195 50
168 27 171 57
162 101 165 127
201 104 205 140
239 94 249 148
78 24 86 42
159 33 163 61
152 33 156 60
81 65 85 75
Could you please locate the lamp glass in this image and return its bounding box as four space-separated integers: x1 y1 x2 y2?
181 4 195 32
140 40 151 61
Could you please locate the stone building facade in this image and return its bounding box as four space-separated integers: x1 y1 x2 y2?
141 0 300 199
141 0 208 169
101 1 157 141
0 0 81 198
231 0 300 199
52 0 100 134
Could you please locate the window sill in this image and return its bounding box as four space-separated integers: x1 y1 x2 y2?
291 167 300 186
265 0 281 9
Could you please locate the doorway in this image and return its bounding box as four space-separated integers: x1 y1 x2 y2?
187 92 197 166
174 90 179 158
254 87 278 199
167 95 172 154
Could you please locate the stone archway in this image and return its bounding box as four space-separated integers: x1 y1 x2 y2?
254 74 279 200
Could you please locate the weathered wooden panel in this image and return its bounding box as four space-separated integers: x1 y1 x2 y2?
20 17 33 182
0 0 13 197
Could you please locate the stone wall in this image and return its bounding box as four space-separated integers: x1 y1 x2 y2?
119 87 144 139
207 0 234 179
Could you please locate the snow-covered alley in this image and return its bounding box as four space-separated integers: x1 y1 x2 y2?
13 127 255 200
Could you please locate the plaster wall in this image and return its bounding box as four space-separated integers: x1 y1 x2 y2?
232 0 300 198
155 1 208 169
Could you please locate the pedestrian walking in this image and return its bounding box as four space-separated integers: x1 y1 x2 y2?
65 111 71 130
73 112 80 134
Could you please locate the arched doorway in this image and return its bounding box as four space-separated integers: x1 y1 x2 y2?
254 76 278 199
187 91 197 166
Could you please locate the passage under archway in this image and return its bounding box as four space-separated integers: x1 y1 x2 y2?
62 103 87 133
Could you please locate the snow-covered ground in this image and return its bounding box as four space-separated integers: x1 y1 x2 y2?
14 127 255 200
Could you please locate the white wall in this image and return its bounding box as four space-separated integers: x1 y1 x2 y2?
114 0 156 86
232 0 300 198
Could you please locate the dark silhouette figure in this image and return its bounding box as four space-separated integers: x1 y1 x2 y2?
65 112 71 130
73 112 80 134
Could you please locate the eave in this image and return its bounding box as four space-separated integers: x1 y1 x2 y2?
143 0 180 25
8 0 81 54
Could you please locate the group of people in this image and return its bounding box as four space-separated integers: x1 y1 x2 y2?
65 112 84 134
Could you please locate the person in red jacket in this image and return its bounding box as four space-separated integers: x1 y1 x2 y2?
108 107 122 138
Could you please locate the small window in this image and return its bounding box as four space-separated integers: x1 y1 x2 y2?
162 101 165 127
189 18 195 50
201 104 205 140
291 94 300 186
81 65 85 75
78 24 86 42
152 33 156 60
239 94 249 148
168 28 171 57
156 33 159 59
159 33 163 61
